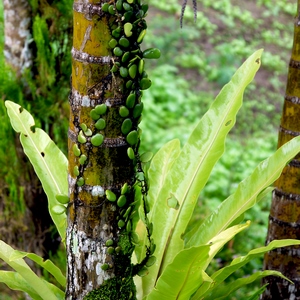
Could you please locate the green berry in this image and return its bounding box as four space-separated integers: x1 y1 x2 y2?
126 93 136 108
133 103 143 118
127 147 135 159
90 109 100 120
80 123 87 131
118 219 125 228
107 247 115 254
140 151 153 163
73 144 81 156
128 64 137 79
106 190 116 202
105 239 114 247
137 29 146 44
120 67 128 78
55 194 69 205
113 47 123 57
102 3 109 12
77 177 85 187
124 22 133 37
119 106 130 117
116 0 123 11
117 195 127 207
91 133 104 146
121 118 133 135
109 39 118 48
137 266 149 277
95 104 107 115
74 165 80 176
79 154 87 165
119 37 130 48
143 48 161 59
101 263 109 271
140 78 152 90
138 59 145 74
126 130 138 145
95 118 106 130
123 3 132 11
121 183 128 195
125 80 133 89
108 4 115 15
122 52 131 63
78 130 87 144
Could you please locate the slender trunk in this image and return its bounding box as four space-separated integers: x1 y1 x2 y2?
2 0 58 259
3 0 32 76
66 1 147 298
262 2 300 298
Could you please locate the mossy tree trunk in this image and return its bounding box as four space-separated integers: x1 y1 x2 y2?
66 1 148 298
262 1 300 298
2 0 58 259
4 0 33 76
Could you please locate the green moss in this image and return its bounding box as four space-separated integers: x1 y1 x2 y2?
118 232 134 255
84 276 136 300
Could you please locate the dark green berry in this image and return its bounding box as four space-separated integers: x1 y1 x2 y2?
133 103 143 118
119 37 130 48
126 130 138 145
120 67 129 78
119 106 130 117
91 134 104 146
113 47 123 57
121 118 133 135
140 78 152 90
95 118 106 130
109 39 118 48
108 4 115 15
117 195 127 208
95 104 107 115
126 93 136 108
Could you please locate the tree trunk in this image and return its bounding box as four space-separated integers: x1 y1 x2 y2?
2 0 57 258
262 1 300 298
66 1 148 298
3 0 33 76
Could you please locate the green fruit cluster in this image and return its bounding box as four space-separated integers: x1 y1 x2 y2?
103 0 160 271
104 0 160 162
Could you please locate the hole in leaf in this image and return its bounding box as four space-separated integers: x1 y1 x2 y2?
30 125 36 133
19 107 23 113
41 152 45 157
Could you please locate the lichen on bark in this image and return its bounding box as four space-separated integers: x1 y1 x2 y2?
66 0 151 298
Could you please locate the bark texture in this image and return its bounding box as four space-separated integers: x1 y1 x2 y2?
66 1 147 298
4 0 33 76
262 3 300 299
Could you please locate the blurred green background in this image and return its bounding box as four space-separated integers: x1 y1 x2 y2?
0 0 296 299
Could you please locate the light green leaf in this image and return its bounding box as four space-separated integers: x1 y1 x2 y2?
0 271 43 300
146 222 250 300
185 136 300 248
146 245 210 300
0 240 63 300
194 239 300 299
5 101 68 241
135 139 181 263
10 250 66 288
147 139 181 214
247 284 268 300
204 270 291 300
141 49 263 297
211 239 300 285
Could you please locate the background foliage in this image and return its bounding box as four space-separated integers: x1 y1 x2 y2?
0 0 296 299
